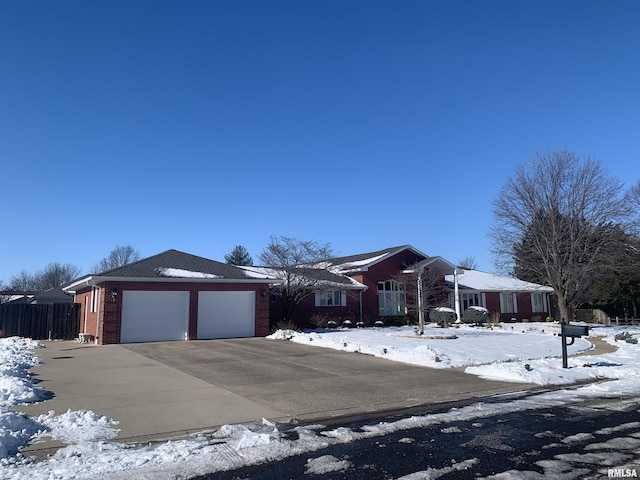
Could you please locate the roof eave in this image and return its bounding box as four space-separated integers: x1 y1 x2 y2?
63 275 283 293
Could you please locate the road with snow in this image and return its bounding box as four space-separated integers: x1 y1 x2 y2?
202 393 640 479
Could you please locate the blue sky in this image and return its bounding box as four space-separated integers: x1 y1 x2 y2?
1 0 639 282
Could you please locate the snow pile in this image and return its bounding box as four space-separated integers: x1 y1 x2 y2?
35 409 119 444
305 454 352 474
0 337 45 406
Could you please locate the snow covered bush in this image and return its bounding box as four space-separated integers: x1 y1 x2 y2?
429 307 457 326
615 332 638 344
463 306 490 325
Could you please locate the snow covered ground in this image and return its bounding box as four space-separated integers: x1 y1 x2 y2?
1 322 639 479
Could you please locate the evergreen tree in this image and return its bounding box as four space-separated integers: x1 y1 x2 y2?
225 245 253 266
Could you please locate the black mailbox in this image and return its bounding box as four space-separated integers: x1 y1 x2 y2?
562 324 589 338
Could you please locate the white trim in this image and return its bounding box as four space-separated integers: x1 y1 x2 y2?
64 275 282 293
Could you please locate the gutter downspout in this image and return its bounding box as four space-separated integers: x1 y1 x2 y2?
454 269 461 322
83 296 88 334
95 287 101 345
417 268 424 335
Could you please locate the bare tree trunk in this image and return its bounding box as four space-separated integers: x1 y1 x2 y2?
557 294 570 322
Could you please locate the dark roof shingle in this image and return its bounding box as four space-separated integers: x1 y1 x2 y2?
96 249 251 279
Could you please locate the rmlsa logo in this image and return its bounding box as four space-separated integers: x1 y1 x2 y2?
608 469 638 478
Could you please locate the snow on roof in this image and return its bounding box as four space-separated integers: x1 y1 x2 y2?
446 269 554 292
237 266 367 289
329 252 389 273
156 267 222 279
236 266 280 279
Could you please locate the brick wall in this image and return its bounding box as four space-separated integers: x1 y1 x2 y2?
74 287 102 342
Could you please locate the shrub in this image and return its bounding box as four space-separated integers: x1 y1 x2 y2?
309 313 332 328
379 315 413 327
463 306 490 325
430 307 457 326
275 320 298 331
615 332 638 344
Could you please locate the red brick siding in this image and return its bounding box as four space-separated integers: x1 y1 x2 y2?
74 287 104 342
358 250 426 321
273 250 429 326
289 293 361 327
483 292 554 322
85 281 271 344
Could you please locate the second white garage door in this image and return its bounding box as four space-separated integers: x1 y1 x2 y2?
197 291 255 339
121 291 189 343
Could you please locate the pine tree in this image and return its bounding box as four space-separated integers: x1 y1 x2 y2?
224 245 253 266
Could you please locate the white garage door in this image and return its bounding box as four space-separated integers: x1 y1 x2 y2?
121 291 189 343
197 291 255 339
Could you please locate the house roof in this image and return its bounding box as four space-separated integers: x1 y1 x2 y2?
403 256 459 275
30 286 73 304
238 265 367 289
323 245 430 273
64 250 281 292
445 269 554 293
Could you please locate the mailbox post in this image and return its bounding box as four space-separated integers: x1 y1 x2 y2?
560 319 589 368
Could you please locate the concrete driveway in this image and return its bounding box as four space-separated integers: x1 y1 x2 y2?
16 337 536 457
124 338 536 421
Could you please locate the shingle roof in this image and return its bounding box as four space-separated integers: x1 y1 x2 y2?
94 250 255 280
324 245 428 273
239 265 366 288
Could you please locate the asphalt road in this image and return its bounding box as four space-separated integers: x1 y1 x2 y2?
198 394 640 479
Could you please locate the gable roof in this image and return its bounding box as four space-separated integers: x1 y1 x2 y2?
238 265 367 289
445 269 554 292
95 249 249 278
64 250 281 292
324 245 430 274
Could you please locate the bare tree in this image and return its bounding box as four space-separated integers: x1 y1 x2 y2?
0 280 12 303
259 235 333 324
33 263 82 291
396 264 450 333
491 150 632 322
626 180 640 235
92 245 141 273
9 270 36 291
457 256 478 270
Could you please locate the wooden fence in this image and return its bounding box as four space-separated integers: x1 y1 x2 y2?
0 303 80 340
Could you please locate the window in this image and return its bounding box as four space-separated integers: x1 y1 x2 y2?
315 290 346 307
378 280 406 316
531 293 546 312
460 292 484 312
500 292 517 313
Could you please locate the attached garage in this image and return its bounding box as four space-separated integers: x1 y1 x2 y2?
121 291 189 343
63 249 280 345
197 291 255 339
